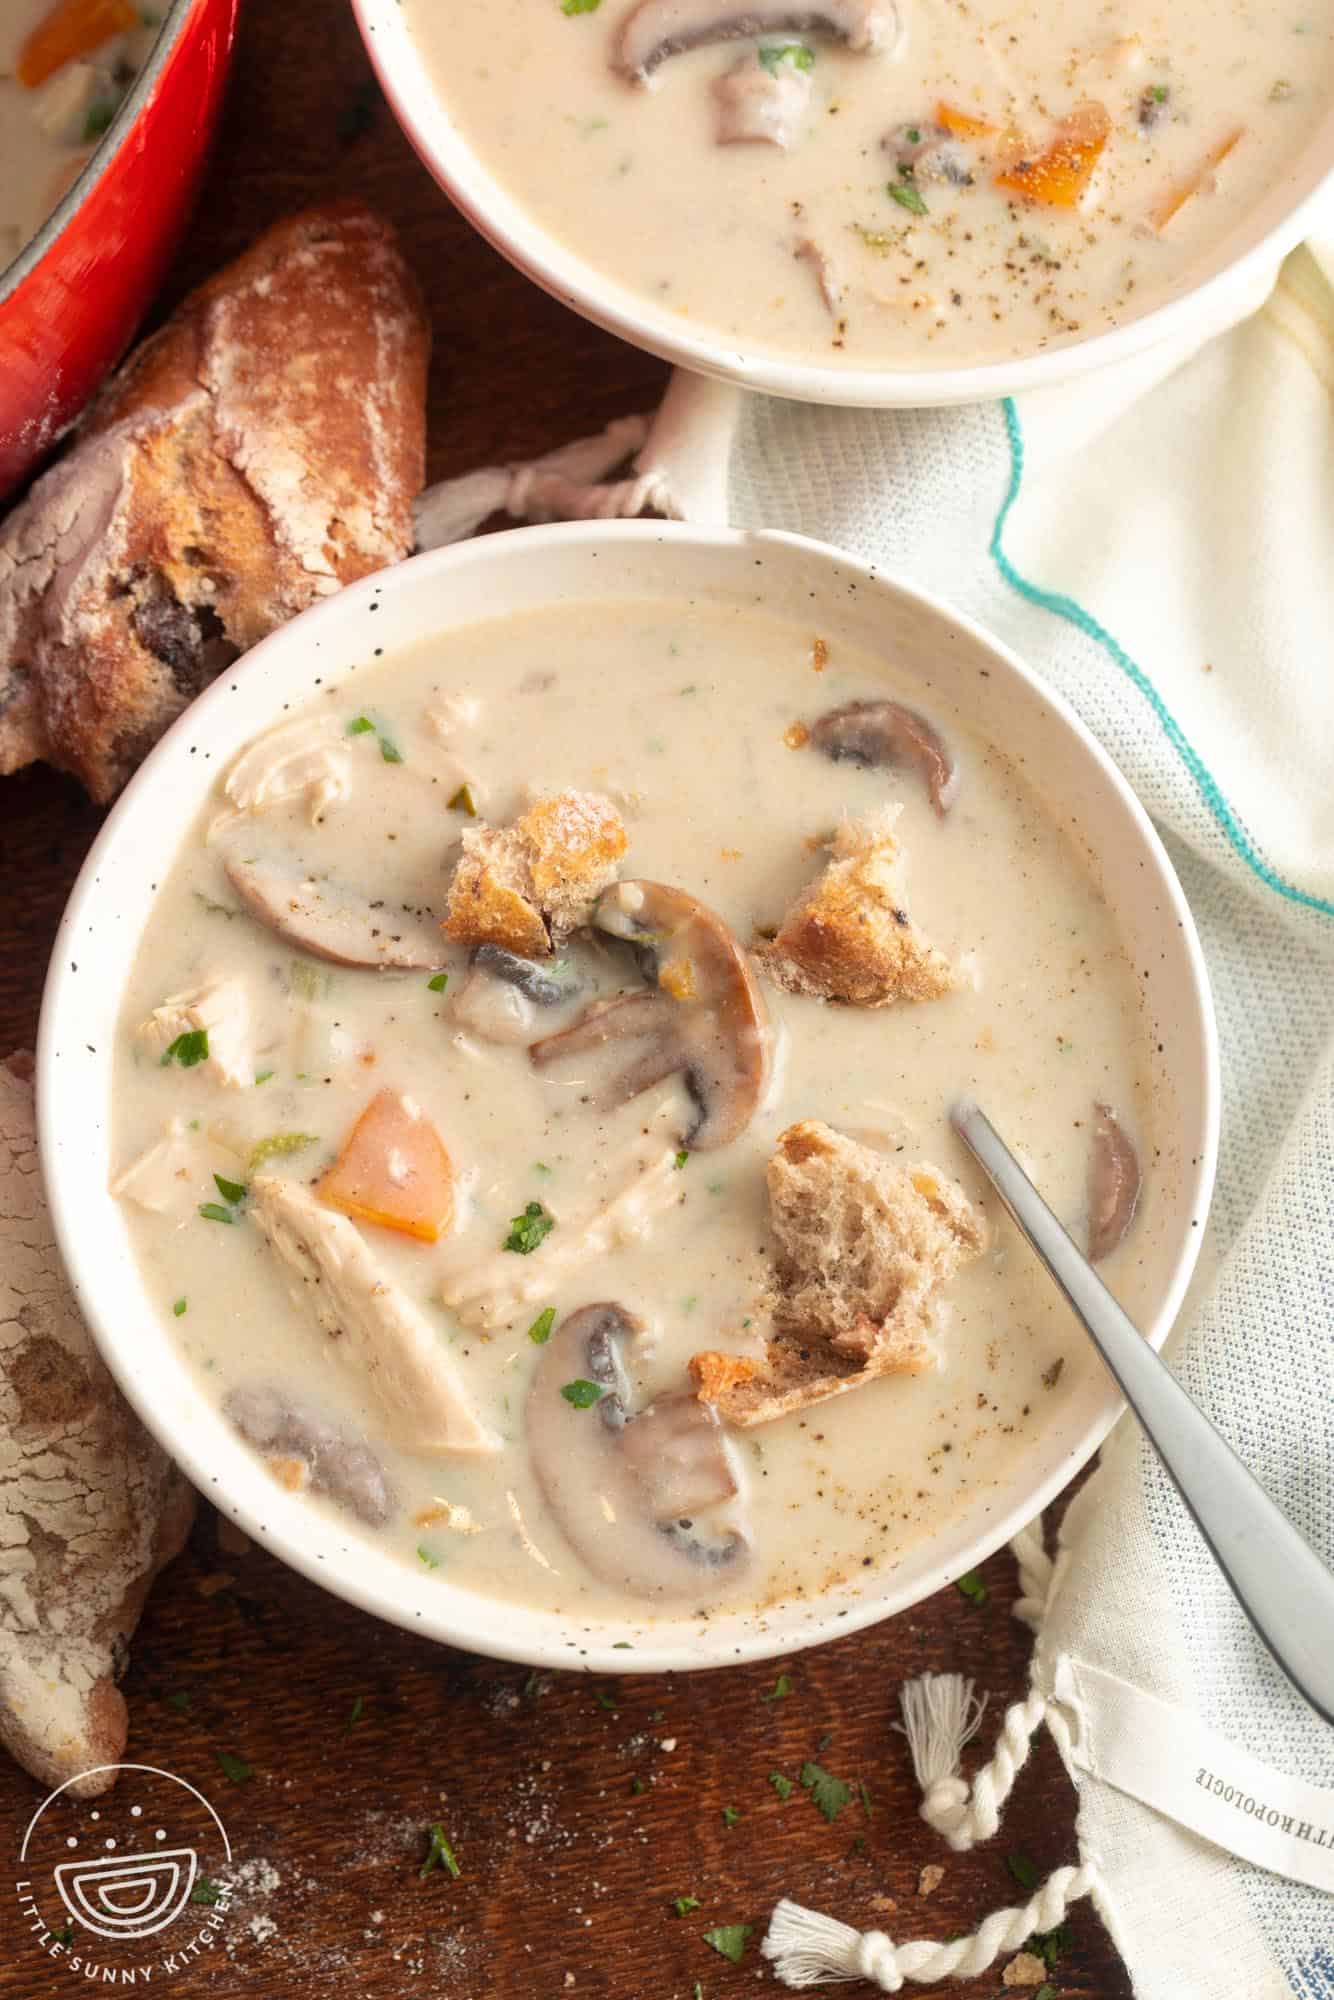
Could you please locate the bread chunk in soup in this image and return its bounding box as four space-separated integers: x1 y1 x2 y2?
112 597 1151 1619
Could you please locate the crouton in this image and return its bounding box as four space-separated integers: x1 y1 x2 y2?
444 789 627 958
755 807 957 1006
690 1119 984 1425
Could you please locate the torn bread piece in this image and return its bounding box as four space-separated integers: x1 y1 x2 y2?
755 806 957 1006
247 1175 498 1456
444 788 627 958
0 201 428 802
137 977 255 1089
1 1053 194 1797
690 1119 984 1425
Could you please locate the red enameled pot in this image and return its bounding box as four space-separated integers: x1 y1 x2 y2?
0 0 240 502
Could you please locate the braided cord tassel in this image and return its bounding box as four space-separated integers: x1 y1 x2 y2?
764 1867 1098 1990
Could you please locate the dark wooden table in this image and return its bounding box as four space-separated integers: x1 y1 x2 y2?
0 6 1131 1996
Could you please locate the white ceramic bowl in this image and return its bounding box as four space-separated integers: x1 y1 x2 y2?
353 0 1334 408
38 523 1218 1672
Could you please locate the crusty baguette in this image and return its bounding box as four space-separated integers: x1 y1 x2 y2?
0 201 429 801
755 806 957 1006
691 1119 984 1425
0 1054 194 1797
445 789 628 957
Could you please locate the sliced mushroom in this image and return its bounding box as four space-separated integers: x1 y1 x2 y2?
1088 1103 1141 1263
810 699 959 816
715 48 814 147
794 235 845 317
616 0 900 82
530 880 770 1150
527 1303 750 1599
224 1384 396 1528
883 120 977 185
225 851 447 972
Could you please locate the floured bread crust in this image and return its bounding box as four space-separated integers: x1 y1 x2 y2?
691 1119 985 1425
0 201 429 802
0 1054 194 1797
445 789 628 957
755 807 958 1006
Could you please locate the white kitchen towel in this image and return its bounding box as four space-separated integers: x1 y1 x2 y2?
417 239 1334 1993
674 252 1334 1996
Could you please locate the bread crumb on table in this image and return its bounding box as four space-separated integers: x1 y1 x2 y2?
918 1863 946 1897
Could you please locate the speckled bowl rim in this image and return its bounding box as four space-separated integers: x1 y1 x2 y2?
37 521 1220 1673
352 0 1334 409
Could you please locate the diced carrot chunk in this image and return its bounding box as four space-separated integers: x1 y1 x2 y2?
18 0 138 89
1151 127 1246 233
995 102 1111 208
316 1090 454 1243
936 100 997 141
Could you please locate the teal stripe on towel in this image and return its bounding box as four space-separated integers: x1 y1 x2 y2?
990 396 1334 920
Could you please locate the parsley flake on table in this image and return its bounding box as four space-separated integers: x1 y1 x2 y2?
955 1568 988 1605
347 1696 365 1727
420 1825 461 1880
527 1306 557 1344
800 1761 851 1823
762 1672 793 1702
504 1201 555 1254
769 1771 793 1800
216 1752 253 1783
161 1029 209 1068
672 1894 701 1917
630 1775 647 1795
166 1691 191 1713
721 1805 741 1827
1034 1988 1056 2000
703 1923 754 1964
561 1379 607 1409
190 1878 221 1907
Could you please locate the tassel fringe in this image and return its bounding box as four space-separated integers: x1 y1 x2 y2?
413 414 662 549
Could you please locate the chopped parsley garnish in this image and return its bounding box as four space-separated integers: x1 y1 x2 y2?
379 734 404 765
758 41 814 73
161 1029 209 1068
1150 82 1169 101
190 1878 221 1907
613 1641 632 1649
889 179 929 216
347 1696 365 1726
1034 1987 1056 2000
216 1752 253 1783
247 1133 316 1172
417 1545 441 1569
561 1379 607 1409
428 972 449 992
769 1772 793 1800
955 1569 988 1605
762 1672 793 1702
347 716 376 735
83 101 116 140
198 1203 239 1226
703 1924 753 1965
1007 1852 1040 1892
800 1761 851 1824
254 1069 275 1085
348 712 403 762
905 125 922 143
420 1825 461 1879
672 1894 701 1917
594 1689 617 1710
1030 1923 1073 1969
527 1307 557 1345
561 0 602 13
503 1201 555 1254
194 891 238 920
721 1805 741 1827
674 1149 690 1169
214 1174 248 1206
448 783 479 816
173 1297 187 1317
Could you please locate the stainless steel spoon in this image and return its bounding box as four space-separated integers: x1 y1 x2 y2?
952 1097 1334 1726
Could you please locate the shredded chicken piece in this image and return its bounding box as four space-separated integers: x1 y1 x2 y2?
137 976 255 1088
216 713 352 828
715 51 814 147
111 1120 234 1222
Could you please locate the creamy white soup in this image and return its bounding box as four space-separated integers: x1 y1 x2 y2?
405 0 1334 370
1 0 159 271
111 597 1152 1623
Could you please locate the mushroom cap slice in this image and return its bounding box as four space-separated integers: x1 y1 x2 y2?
225 851 447 972
530 880 771 1151
1088 1103 1141 1263
616 0 900 83
527 1303 750 1600
810 699 959 817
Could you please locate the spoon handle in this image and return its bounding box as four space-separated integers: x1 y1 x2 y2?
952 1097 1334 1725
